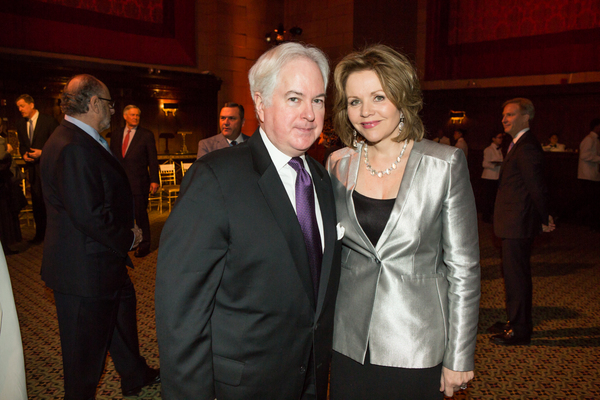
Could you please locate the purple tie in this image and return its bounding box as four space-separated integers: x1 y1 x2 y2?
508 141 514 153
288 157 322 299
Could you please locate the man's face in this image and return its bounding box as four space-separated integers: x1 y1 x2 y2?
492 133 503 146
97 86 115 133
502 103 529 138
16 99 35 119
124 108 140 128
256 57 325 157
219 107 244 140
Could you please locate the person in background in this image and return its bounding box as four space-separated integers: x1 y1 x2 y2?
542 134 565 152
0 245 28 400
41 74 160 399
327 44 480 399
577 118 600 231
481 132 504 223
0 124 22 255
489 98 555 346
433 128 451 145
196 102 250 159
453 128 468 158
110 105 159 258
15 94 59 244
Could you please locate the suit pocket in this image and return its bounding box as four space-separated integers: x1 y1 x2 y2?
213 355 245 386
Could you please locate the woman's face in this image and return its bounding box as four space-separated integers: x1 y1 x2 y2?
345 70 402 145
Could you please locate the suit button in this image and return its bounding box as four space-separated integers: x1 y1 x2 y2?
300 366 306 373
314 323 319 331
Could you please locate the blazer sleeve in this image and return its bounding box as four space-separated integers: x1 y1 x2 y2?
441 149 481 371
197 139 210 159
56 143 134 256
155 160 229 400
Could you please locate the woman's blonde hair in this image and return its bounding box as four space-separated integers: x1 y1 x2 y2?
333 44 424 148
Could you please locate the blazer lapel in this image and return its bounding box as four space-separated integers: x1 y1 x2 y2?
307 156 335 316
376 140 423 251
125 128 142 158
344 144 379 255
250 132 316 309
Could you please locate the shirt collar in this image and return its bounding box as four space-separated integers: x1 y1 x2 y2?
513 127 530 144
64 114 101 141
29 110 39 123
227 132 243 144
259 127 306 171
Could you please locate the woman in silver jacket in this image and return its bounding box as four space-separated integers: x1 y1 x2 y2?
326 45 480 399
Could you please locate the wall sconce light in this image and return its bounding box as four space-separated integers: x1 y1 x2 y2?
265 24 302 44
450 110 466 124
161 102 179 116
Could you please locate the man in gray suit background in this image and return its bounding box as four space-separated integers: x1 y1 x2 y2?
196 102 250 159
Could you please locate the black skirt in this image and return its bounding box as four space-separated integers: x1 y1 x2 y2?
330 349 443 400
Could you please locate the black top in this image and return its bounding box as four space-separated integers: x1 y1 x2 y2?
353 191 396 246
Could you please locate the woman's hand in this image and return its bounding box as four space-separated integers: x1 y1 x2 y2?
440 366 474 397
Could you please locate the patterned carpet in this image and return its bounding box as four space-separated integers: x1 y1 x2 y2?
4 210 600 399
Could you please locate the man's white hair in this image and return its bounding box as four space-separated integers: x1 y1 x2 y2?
248 42 329 108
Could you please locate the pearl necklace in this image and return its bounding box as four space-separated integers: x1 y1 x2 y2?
363 140 408 178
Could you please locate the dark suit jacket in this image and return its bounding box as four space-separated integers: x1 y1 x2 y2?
156 130 341 400
17 112 59 182
109 126 159 196
494 130 549 238
40 119 135 297
196 132 250 159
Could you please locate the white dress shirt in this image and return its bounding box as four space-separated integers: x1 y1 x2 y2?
259 128 324 250
578 131 600 181
481 143 503 180
28 110 39 141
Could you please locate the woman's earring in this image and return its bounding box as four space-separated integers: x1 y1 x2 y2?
398 112 405 134
353 129 358 148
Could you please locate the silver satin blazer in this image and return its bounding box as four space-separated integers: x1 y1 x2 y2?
326 139 480 371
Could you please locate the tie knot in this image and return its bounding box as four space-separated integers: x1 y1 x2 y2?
230 140 237 146
288 157 304 172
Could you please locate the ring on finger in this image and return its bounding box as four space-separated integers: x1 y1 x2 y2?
460 384 468 390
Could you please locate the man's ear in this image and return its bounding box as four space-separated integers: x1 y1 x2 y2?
254 93 265 123
89 96 101 115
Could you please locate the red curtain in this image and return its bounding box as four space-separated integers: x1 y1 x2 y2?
426 0 600 80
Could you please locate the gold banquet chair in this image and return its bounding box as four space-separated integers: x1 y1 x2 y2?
159 163 180 213
181 161 193 177
147 182 162 214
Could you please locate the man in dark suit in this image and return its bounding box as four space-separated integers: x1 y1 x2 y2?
110 105 159 258
490 98 555 346
156 43 341 400
196 102 250 158
15 94 59 243
40 74 159 399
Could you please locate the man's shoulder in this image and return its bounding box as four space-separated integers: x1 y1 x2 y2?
136 126 155 136
37 113 59 127
200 134 226 144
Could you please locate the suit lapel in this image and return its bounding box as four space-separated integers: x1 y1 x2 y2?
376 140 423 251
250 132 316 309
307 156 335 316
500 130 530 179
344 144 379 255
125 128 139 159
